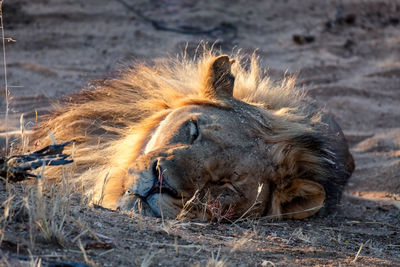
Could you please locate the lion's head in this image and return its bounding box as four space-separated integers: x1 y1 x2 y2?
34 52 354 220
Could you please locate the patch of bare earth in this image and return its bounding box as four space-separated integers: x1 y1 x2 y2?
0 0 399 266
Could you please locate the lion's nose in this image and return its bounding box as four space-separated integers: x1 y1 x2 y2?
148 159 178 197
151 159 167 188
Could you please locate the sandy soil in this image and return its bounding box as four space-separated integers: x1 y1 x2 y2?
0 0 399 266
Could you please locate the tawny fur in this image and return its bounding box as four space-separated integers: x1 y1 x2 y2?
33 49 335 214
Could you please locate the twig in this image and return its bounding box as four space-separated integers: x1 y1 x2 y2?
0 140 74 181
78 239 97 267
72 229 89 243
150 242 205 250
257 205 324 221
125 238 207 251
70 217 102 243
98 249 114 257
176 190 199 220
346 221 399 230
351 240 369 263
0 1 9 155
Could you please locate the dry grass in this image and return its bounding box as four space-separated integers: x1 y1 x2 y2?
0 14 81 251
287 227 313 244
232 184 263 224
205 248 227 267
78 238 97 266
176 190 200 220
23 169 72 247
351 240 370 264
140 250 160 267
0 192 17 245
19 114 29 154
0 1 9 156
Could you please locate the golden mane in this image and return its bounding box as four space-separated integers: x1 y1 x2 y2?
33 49 321 206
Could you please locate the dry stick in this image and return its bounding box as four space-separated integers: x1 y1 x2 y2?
351 240 370 263
29 254 62 258
158 166 167 228
347 220 398 230
259 205 324 221
20 114 28 154
125 238 207 251
70 217 101 242
71 229 89 243
0 2 9 155
150 242 205 250
77 239 97 267
98 249 114 257
176 190 199 220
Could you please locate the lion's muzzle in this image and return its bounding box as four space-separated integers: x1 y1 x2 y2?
117 159 181 217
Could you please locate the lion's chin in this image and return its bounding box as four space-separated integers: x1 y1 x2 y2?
118 193 182 218
146 193 182 218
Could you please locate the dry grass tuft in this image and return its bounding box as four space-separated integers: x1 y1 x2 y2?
140 250 161 267
0 191 18 245
23 169 73 247
205 248 227 267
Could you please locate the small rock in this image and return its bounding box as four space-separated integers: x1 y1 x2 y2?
292 34 315 45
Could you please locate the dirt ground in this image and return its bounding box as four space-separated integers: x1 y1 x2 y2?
0 0 399 266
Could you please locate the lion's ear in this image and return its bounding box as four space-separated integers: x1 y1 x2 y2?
201 55 235 99
272 179 325 219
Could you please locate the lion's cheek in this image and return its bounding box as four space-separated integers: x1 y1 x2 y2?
234 182 271 217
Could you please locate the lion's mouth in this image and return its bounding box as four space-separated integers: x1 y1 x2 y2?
117 161 182 216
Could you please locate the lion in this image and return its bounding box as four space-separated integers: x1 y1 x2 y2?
33 50 354 220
